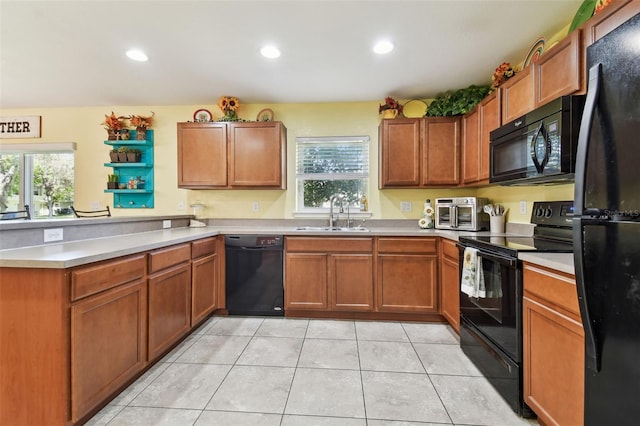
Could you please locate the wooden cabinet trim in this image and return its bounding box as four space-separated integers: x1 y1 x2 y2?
148 243 191 274
377 237 437 254
191 237 217 259
285 237 373 253
71 254 146 301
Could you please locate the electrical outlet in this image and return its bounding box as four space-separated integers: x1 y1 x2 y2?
252 201 260 212
162 220 171 229
90 201 100 210
44 228 63 243
400 201 412 212
520 200 527 215
177 200 185 211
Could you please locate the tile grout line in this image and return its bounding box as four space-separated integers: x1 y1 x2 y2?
279 317 311 426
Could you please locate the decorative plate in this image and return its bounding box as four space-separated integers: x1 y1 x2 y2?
402 99 428 118
193 108 212 122
256 108 274 122
523 37 545 68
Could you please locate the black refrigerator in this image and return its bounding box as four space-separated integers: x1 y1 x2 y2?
573 12 640 426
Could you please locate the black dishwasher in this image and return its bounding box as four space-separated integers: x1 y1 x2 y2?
225 235 284 316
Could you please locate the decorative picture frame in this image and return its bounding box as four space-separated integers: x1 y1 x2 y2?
193 109 212 122
256 108 274 122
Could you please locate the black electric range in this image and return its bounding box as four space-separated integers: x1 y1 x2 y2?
457 200 574 419
459 200 574 257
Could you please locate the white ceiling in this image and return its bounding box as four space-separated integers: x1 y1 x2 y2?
0 0 582 109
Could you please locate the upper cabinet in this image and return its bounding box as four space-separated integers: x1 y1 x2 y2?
462 91 500 185
177 121 287 189
581 0 640 46
379 116 460 188
501 29 583 124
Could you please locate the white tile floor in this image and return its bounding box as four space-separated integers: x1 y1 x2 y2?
86 317 539 426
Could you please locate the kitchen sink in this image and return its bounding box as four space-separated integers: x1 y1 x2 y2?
295 226 369 232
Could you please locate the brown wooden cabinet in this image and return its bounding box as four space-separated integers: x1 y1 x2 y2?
147 244 192 360
379 117 460 188
285 237 374 312
523 263 584 426
501 65 535 124
439 238 460 332
376 237 438 313
177 122 228 188
535 29 584 107
191 236 222 326
462 91 500 185
177 121 287 189
69 254 147 423
582 0 640 46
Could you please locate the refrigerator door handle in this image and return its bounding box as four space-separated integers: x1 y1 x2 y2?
574 63 602 216
574 63 603 373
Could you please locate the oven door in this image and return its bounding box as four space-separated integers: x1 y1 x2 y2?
459 245 519 361
454 204 476 229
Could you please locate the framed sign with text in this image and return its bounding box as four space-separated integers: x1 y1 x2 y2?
0 116 41 138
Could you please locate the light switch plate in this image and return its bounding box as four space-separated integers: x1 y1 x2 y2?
520 200 527 215
252 201 260 212
400 201 412 212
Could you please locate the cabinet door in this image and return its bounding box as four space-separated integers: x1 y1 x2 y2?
377 254 438 313
439 246 460 333
284 253 328 310
422 117 460 185
501 65 535 124
71 279 147 422
330 254 373 311
148 263 192 359
462 108 480 184
177 122 227 188
191 253 217 326
229 122 285 188
535 30 583 107
582 0 640 45
523 297 584 426
479 92 500 181
379 118 421 187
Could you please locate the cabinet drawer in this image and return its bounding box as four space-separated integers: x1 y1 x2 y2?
148 243 191 273
377 237 437 254
441 238 459 260
523 263 579 319
191 237 217 259
71 254 146 301
286 237 373 253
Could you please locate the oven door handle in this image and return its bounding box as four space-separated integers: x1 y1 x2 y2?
458 244 518 268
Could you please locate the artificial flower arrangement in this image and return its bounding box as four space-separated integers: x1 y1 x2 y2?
378 96 403 115
490 62 515 91
102 112 124 131
217 96 241 121
129 112 155 129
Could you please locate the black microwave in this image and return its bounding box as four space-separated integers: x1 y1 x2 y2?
490 95 585 185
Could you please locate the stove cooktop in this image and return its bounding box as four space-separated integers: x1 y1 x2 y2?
459 201 574 257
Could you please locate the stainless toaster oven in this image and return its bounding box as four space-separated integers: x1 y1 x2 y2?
435 197 490 231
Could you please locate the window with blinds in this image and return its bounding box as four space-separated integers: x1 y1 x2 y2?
295 136 369 211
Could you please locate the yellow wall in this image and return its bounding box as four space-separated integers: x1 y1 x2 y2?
0 102 575 220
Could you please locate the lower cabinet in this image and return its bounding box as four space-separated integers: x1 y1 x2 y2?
69 254 147 423
285 237 373 311
439 238 460 332
147 244 192 360
191 236 222 325
377 237 438 313
523 263 584 426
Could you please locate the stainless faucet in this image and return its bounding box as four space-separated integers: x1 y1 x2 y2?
329 193 345 228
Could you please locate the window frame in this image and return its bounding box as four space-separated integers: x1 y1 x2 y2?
294 135 370 216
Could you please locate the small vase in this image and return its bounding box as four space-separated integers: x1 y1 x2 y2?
136 127 146 140
382 109 398 119
107 182 118 189
109 152 118 163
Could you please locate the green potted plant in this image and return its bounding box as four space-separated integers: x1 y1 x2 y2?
109 148 119 163
426 85 492 117
126 148 142 163
116 146 128 162
107 174 118 189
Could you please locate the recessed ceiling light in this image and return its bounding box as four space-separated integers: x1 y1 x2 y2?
260 45 281 59
373 40 394 55
126 49 148 62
